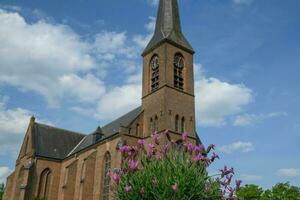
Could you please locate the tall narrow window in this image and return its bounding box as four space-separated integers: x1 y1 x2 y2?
150 55 159 91
102 152 111 200
136 123 140 136
79 161 86 200
174 53 184 90
181 117 185 133
175 115 179 132
38 168 52 199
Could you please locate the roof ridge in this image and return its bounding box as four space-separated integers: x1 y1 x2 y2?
102 106 142 129
35 122 86 136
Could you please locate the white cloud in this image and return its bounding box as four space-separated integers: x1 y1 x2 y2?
219 141 254 154
278 168 300 178
0 166 11 183
0 9 106 107
0 9 142 109
93 31 137 60
133 16 155 49
59 74 105 103
195 76 253 127
0 95 51 157
234 112 287 126
94 83 142 120
240 174 263 181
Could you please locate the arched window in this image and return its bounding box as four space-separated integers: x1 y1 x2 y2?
181 117 185 133
136 123 140 136
175 115 179 132
38 168 52 199
79 161 86 200
80 161 86 182
24 137 29 155
102 152 111 200
154 115 158 131
174 53 184 90
150 55 159 91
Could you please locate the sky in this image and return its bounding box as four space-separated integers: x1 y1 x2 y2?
0 0 299 189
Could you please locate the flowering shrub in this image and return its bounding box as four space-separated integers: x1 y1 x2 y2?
110 131 241 200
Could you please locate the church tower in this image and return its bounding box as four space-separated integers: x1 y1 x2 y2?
142 0 196 137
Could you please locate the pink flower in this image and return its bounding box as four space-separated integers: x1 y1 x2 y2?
128 160 139 171
162 143 169 154
236 180 242 190
220 166 234 178
137 139 145 148
201 156 212 167
226 174 233 185
186 143 194 153
110 172 120 184
182 132 188 142
147 143 155 157
194 144 205 154
172 183 178 192
125 185 132 193
211 152 220 162
151 132 160 144
207 144 215 153
193 154 203 163
120 145 131 154
140 187 145 195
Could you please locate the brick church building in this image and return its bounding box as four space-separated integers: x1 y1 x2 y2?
3 0 200 199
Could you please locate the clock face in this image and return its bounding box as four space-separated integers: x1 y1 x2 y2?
174 54 184 69
151 56 159 70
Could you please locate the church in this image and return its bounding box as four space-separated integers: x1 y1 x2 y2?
3 0 200 199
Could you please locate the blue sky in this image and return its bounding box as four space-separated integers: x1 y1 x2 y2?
0 0 299 189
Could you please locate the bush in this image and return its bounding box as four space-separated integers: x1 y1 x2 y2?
110 131 241 200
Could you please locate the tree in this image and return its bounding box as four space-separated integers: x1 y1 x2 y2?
237 182 300 200
262 183 300 200
236 184 264 200
110 131 241 200
0 183 5 200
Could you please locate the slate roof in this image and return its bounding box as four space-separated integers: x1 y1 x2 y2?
68 106 143 156
142 0 194 55
33 123 85 160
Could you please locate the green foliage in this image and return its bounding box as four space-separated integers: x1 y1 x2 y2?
0 183 4 200
115 149 222 200
236 184 264 200
110 132 240 200
237 182 300 200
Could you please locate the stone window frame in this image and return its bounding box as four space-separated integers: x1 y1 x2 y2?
175 115 179 132
174 52 185 90
181 117 185 133
150 54 159 91
38 168 52 199
102 152 111 200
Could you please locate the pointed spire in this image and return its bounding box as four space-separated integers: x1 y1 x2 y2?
143 0 194 55
93 126 104 142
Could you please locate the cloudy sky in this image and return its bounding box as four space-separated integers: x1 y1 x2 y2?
0 0 299 188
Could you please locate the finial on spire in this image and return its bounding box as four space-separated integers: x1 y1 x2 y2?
142 0 194 55
30 116 35 123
